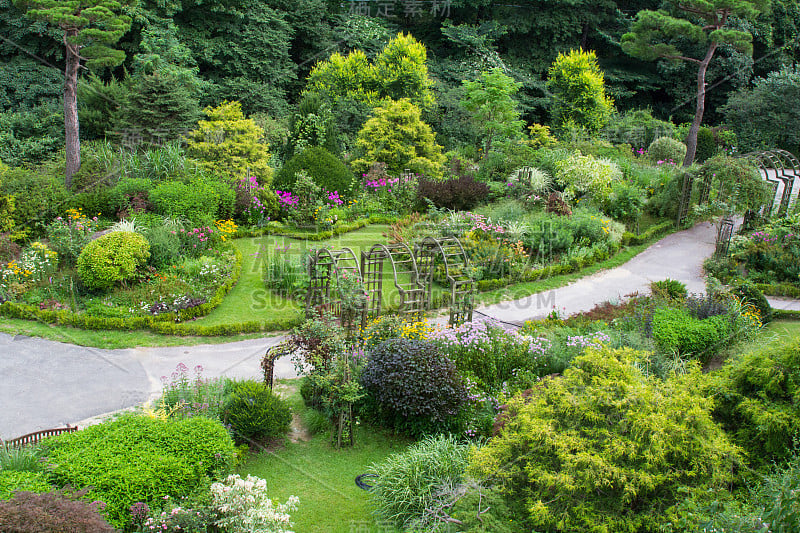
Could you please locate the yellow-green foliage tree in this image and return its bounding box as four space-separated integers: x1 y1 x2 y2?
350 98 445 178
186 101 272 185
303 33 435 139
469 346 742 532
547 49 615 134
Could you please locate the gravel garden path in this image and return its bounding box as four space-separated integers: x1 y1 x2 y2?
2 221 799 439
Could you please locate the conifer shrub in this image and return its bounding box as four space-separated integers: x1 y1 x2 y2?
222 380 292 444
274 146 355 197
76 231 150 291
468 347 742 532
361 338 467 437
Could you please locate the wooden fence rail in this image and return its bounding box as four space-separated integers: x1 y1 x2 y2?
2 426 77 449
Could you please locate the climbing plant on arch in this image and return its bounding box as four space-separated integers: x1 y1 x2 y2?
304 235 476 330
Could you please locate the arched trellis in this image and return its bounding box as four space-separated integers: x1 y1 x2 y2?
306 236 476 329
305 247 364 332
676 149 800 227
360 243 425 323
741 149 800 218
414 236 475 326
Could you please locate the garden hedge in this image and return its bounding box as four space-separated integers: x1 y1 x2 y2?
0 245 253 334
233 214 397 241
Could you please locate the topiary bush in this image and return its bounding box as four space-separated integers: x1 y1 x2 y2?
0 488 115 532
42 413 235 529
274 146 355 197
222 379 292 444
360 338 468 437
76 231 150 291
709 337 800 467
648 136 687 164
468 346 742 532
695 126 717 163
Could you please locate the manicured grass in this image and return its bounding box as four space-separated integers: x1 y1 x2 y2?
239 380 408 533
737 319 800 354
193 224 393 326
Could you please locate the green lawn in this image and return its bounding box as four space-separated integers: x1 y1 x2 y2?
193 224 393 326
239 380 407 533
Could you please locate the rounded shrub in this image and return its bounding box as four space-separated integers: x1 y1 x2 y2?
222 380 292 444
468 347 741 532
42 413 235 529
361 338 468 437
648 136 687 164
76 231 150 291
274 146 355 197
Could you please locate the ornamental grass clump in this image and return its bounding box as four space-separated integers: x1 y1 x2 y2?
368 435 471 530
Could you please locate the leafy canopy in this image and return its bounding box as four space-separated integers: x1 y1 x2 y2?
16 0 133 69
460 67 524 153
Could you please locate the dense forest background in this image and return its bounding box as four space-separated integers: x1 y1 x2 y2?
2 0 799 168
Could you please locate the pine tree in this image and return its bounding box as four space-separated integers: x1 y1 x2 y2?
622 1 769 166
15 0 133 187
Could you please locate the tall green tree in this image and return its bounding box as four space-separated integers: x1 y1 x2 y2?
546 49 614 134
14 0 133 187
621 0 770 167
460 68 524 154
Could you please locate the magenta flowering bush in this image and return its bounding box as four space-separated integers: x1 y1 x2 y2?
236 176 273 226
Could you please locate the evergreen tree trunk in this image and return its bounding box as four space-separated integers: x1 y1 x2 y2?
64 29 81 188
683 42 718 167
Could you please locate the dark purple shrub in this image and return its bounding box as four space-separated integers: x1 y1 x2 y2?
417 160 490 211
0 489 115 533
361 338 468 437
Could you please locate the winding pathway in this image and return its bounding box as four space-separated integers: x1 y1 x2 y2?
2 221 798 439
